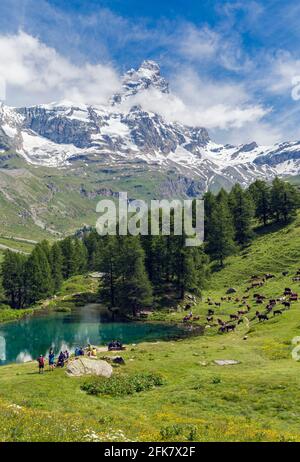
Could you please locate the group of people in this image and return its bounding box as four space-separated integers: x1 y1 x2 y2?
74 346 85 357
86 344 98 357
108 340 123 351
37 348 70 373
37 340 123 373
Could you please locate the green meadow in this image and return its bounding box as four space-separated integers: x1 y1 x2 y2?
0 216 300 442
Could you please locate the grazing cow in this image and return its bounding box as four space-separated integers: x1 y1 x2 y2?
238 318 244 324
292 277 300 282
193 316 200 321
252 281 264 288
266 305 273 313
256 311 268 322
207 309 215 316
282 271 289 276
255 298 264 304
273 310 283 316
238 310 248 316
269 299 276 305
282 301 291 309
290 293 298 301
254 294 266 300
185 304 192 311
230 314 239 321
215 302 221 307
206 316 214 323
284 288 292 296
226 324 236 332
265 273 275 280
218 326 226 333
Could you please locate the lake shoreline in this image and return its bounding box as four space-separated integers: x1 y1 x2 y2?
0 304 201 366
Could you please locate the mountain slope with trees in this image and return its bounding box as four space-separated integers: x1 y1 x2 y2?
1 178 299 318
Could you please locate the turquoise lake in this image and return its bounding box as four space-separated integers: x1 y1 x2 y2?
0 304 187 365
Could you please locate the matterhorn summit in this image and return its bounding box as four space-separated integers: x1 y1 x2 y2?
111 60 169 104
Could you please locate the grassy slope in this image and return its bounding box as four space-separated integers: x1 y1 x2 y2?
0 275 99 323
0 156 184 239
0 219 300 441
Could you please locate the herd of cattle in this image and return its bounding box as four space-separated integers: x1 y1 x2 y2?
182 271 300 333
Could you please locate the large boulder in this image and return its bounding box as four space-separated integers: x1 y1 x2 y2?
66 358 113 378
214 360 240 366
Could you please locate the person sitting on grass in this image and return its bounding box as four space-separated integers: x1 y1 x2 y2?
79 346 84 356
75 347 81 357
48 348 55 371
87 344 95 357
57 351 65 368
37 355 45 374
108 340 123 351
63 350 69 363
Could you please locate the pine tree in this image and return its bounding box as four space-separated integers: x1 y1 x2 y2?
229 184 254 245
271 177 285 222
278 181 299 223
203 191 217 241
83 230 102 270
1 251 27 309
116 237 153 316
37 240 51 262
99 236 120 308
206 199 236 267
49 242 63 292
73 239 88 274
175 238 209 299
59 237 77 279
248 180 271 226
25 247 53 305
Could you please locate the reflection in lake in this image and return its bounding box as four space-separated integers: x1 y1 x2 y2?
0 304 187 365
0 336 6 362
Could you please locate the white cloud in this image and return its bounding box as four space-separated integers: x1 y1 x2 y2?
0 31 121 106
176 23 252 72
212 121 283 145
120 68 269 132
178 25 219 60
265 51 300 95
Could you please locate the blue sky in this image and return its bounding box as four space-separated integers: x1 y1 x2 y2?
1 0 300 145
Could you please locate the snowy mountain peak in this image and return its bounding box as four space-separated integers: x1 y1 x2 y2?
1 63 300 191
138 59 162 74
111 60 169 104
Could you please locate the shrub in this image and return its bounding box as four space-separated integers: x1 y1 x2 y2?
212 376 221 384
160 424 182 439
81 372 164 397
160 424 198 441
